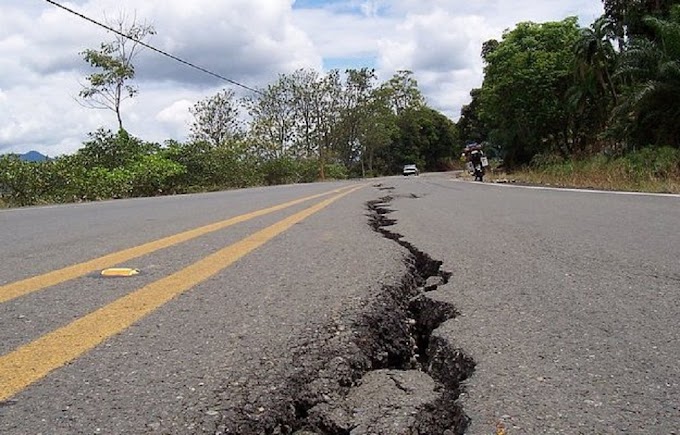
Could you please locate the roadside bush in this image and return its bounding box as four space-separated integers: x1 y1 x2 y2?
323 162 349 180
162 140 263 191
42 155 87 203
127 154 186 197
511 145 680 193
0 155 52 206
621 146 680 179
260 157 299 185
78 128 160 170
297 159 322 183
259 158 349 185
79 167 133 200
530 152 565 168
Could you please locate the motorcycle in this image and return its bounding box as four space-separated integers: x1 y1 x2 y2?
471 161 485 182
463 144 488 182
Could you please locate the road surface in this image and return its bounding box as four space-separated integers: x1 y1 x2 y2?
0 174 678 434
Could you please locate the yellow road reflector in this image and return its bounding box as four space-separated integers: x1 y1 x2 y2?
101 268 139 277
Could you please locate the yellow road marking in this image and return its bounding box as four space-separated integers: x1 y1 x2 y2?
0 185 355 304
0 185 364 401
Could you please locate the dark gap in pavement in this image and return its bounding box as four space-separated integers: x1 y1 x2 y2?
207 191 474 435
364 195 476 434
371 183 396 192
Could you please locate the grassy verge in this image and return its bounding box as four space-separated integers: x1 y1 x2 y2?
487 147 680 194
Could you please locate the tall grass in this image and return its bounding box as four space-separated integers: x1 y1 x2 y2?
500 147 680 193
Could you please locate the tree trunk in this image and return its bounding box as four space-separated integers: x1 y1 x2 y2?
320 145 325 180
115 82 124 131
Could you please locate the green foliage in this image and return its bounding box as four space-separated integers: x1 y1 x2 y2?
384 107 459 173
79 17 155 130
480 18 582 165
335 68 379 168
619 146 680 178
41 154 88 203
190 88 243 146
257 157 300 185
251 157 349 186
161 140 215 188
457 88 487 145
378 70 426 114
1 130 186 206
523 146 680 191
457 2 680 176
77 128 160 170
530 152 566 168
79 167 133 200
162 140 261 190
81 44 135 97
0 155 52 206
244 67 443 178
612 6 680 148
567 16 621 152
323 163 349 180
2 64 460 208
126 154 186 196
602 0 680 40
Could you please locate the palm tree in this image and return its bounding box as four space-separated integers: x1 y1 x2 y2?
568 16 620 151
574 16 619 103
615 6 680 147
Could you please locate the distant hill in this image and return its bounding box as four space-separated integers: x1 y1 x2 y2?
19 151 48 162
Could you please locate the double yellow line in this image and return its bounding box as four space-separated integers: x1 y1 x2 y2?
0 184 363 402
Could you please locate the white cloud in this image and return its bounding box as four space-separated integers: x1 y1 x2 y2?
292 8 392 59
154 99 195 141
156 100 193 125
0 0 603 155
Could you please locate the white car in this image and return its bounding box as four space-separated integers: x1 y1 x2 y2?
403 164 419 176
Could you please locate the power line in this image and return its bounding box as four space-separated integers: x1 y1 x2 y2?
44 0 265 96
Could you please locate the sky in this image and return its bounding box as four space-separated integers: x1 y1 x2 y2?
0 0 604 157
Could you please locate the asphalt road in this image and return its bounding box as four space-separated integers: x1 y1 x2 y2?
0 174 678 434
388 174 680 434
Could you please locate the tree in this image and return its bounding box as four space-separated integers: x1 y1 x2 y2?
245 69 347 178
385 107 458 173
76 128 159 170
574 16 619 104
613 5 680 148
479 18 582 164
566 16 621 151
79 14 156 130
288 69 324 158
190 89 243 147
603 0 680 41
457 88 488 145
378 70 426 114
335 68 378 172
313 70 344 177
245 75 297 159
360 89 398 176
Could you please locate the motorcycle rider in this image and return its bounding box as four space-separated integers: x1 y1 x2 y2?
463 143 486 181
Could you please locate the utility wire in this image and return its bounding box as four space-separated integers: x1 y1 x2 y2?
44 0 265 96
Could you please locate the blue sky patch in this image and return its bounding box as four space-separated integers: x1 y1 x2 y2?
292 0 385 17
323 55 377 71
292 0 333 8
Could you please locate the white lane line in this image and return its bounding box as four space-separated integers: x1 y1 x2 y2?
451 179 680 198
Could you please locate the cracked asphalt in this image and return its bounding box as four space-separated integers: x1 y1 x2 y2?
1 174 678 434
388 173 679 434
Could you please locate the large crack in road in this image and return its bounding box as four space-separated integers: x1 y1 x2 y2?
202 190 474 434
360 194 476 434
